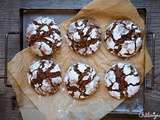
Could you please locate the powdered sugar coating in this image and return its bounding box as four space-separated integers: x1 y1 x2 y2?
105 63 140 99
27 59 62 96
67 19 101 55
64 62 100 99
26 17 62 57
105 20 143 58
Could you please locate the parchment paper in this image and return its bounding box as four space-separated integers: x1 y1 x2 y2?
8 73 47 120
8 0 153 120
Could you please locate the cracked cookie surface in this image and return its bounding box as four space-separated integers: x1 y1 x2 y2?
105 20 143 58
64 62 100 99
27 60 62 96
105 63 140 99
26 17 62 57
67 19 101 56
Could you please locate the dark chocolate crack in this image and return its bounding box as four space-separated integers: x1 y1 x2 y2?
26 17 62 57
105 20 143 57
65 63 98 99
28 60 62 96
67 19 101 55
106 63 140 99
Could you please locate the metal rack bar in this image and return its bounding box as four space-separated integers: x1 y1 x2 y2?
4 32 20 87
145 32 156 90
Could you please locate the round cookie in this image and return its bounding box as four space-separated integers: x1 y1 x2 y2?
105 20 143 58
64 62 100 99
105 63 140 99
27 59 62 96
67 19 101 55
26 17 62 57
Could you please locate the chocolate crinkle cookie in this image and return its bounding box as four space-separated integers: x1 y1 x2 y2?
64 62 100 99
67 19 102 56
105 63 140 99
27 60 62 96
105 20 143 58
26 17 62 57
